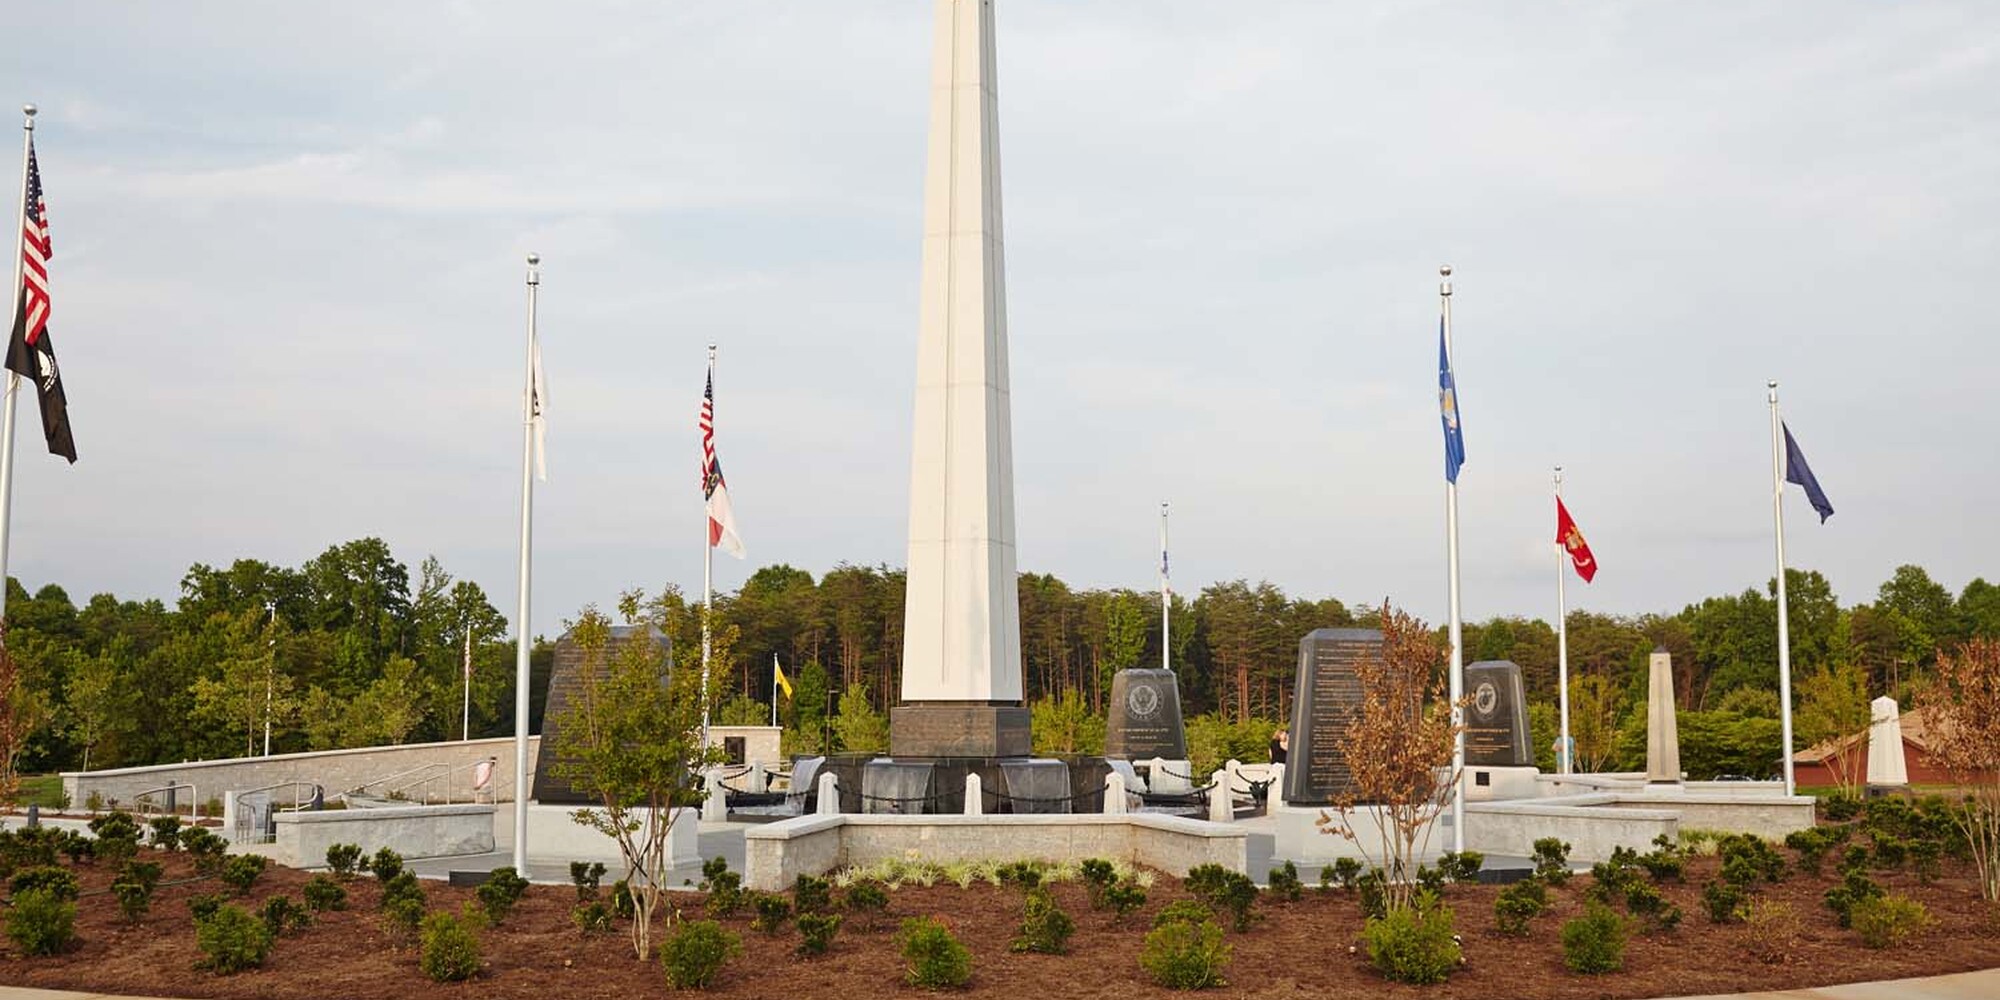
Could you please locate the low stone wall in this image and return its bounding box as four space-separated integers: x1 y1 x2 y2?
1602 792 1815 841
742 813 1248 891
62 736 539 810
271 803 496 868
1465 799 1680 863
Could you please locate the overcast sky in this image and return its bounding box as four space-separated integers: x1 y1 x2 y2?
2 2 1994 636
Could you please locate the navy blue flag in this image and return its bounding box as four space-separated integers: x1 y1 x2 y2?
1438 318 1465 483
1782 422 1833 523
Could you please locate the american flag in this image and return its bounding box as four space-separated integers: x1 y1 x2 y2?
699 365 744 557
18 139 49 346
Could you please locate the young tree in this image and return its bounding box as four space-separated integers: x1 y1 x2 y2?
63 648 128 771
1920 637 2000 902
550 598 722 959
1317 605 1464 911
1793 661 1872 798
0 629 48 799
832 683 888 754
189 609 296 757
1568 671 1625 773
1031 689 1106 755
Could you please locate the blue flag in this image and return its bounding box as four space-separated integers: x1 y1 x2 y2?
1438 318 1465 483
1782 422 1834 523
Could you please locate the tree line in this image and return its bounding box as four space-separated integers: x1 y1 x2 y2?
1 536 1994 779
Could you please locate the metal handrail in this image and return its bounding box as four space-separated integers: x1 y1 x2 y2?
132 782 197 818
387 757 500 805
347 762 451 796
230 780 322 845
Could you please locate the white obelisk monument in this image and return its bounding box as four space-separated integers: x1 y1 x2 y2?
891 0 1029 757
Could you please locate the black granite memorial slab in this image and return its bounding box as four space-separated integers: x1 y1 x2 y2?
1103 668 1188 760
1464 660 1531 768
530 624 672 804
1283 628 1380 806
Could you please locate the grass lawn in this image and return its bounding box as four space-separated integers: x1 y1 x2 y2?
8 773 65 809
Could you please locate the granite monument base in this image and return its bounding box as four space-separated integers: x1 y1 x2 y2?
818 753 1105 816
1463 764 1540 803
890 703 1031 758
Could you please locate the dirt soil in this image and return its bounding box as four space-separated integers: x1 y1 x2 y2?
0 851 1996 999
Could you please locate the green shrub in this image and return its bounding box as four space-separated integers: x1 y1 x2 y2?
10 865 79 901
1079 859 1117 908
382 896 425 939
1623 881 1682 932
420 910 483 982
1140 916 1231 990
1850 893 1930 949
112 860 164 923
5 888 76 956
661 918 741 989
1638 847 1685 883
88 811 141 865
260 895 311 937
1785 827 1834 874
1185 864 1257 931
186 892 225 922
1105 880 1148 922
996 860 1045 888
844 882 889 927
1437 850 1484 884
1717 834 1786 885
1362 894 1460 985
1869 834 1908 870
572 901 613 935
181 827 227 874
1824 869 1885 928
1838 844 1871 876
220 853 268 895
1414 864 1447 896
794 873 833 915
1266 861 1303 902
476 866 530 926
570 860 607 901
303 874 347 913
1702 880 1746 924
1532 838 1573 884
1154 900 1213 928
1355 868 1388 920
1493 877 1548 936
1011 887 1074 954
1560 904 1629 974
611 879 635 919
324 843 363 878
380 870 425 909
703 868 744 918
196 903 274 974
1910 839 1943 884
147 816 183 851
368 846 404 881
750 892 792 934
797 912 843 956
57 830 92 866
1821 793 1861 821
899 916 972 990
1325 857 1363 891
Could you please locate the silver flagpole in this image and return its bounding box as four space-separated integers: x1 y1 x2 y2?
701 345 716 752
1555 466 1571 775
771 654 778 728
0 105 37 631
1160 501 1170 672
1768 381 1796 796
511 252 540 872
1442 264 1465 852
462 620 473 741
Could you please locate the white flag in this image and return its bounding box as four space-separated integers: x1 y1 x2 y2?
530 336 548 482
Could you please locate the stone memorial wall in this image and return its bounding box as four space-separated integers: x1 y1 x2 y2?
1282 628 1379 806
530 624 672 804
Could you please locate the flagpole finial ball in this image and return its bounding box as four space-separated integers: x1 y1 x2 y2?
1439 264 1452 277
21 105 34 118
526 252 540 266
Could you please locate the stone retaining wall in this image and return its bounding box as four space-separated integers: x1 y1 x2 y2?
61 736 538 810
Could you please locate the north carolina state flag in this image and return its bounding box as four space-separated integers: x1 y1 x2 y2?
1556 498 1597 583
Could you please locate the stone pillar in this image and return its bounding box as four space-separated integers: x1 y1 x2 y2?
1103 771 1127 815
892 0 1029 759
1645 646 1682 785
1208 769 1232 823
1266 764 1285 814
964 772 984 816
816 772 840 816
1866 695 1909 788
748 764 767 795
702 770 727 822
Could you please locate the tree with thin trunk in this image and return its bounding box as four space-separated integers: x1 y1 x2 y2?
1793 661 1872 799
551 597 723 959
1920 637 2000 902
0 627 48 800
1317 605 1464 912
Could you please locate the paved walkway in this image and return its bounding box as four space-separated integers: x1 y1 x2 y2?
0 969 1993 1000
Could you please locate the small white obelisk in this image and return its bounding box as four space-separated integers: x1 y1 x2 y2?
893 0 1026 755
1866 695 1909 788
1645 647 1682 786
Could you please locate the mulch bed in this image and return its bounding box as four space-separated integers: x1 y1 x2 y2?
0 850 1995 999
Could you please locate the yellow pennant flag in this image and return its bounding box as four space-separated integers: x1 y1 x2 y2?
774 659 794 701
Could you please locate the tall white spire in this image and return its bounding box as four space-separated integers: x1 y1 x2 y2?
901 0 1021 705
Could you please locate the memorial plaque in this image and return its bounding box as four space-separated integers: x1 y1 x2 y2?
1463 660 1531 768
1103 668 1187 760
1283 628 1380 806
530 624 672 804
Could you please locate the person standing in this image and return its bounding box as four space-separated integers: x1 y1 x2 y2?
1269 728 1289 765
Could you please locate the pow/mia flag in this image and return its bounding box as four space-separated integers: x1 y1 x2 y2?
7 137 75 464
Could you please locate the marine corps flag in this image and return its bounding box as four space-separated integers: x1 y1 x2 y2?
6 137 74 463
1556 497 1597 583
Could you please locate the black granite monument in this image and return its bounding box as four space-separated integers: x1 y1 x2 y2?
1103 667 1188 760
1463 660 1531 768
530 623 671 804
1282 628 1379 806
